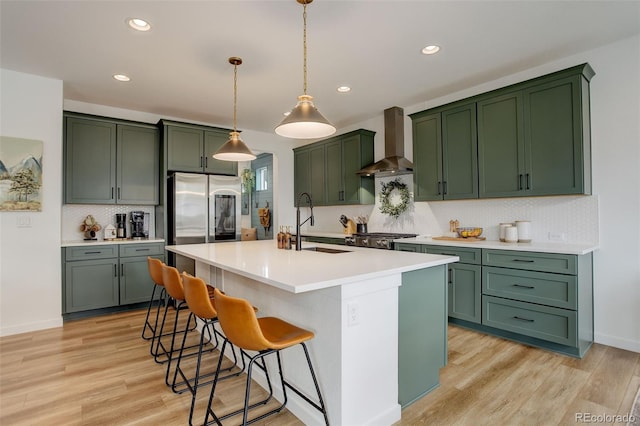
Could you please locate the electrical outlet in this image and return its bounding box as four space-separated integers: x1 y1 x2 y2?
548 232 566 242
347 302 359 327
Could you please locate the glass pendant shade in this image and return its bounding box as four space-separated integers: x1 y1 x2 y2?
275 95 336 139
213 131 256 161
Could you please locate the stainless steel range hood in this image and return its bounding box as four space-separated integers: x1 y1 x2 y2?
357 106 413 176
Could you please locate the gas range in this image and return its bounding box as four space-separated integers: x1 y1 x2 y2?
345 232 418 250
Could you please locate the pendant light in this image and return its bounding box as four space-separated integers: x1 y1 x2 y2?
213 57 256 162
275 0 336 139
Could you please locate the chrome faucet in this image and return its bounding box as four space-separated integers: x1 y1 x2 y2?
295 192 314 251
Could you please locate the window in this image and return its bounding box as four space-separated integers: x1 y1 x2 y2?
256 166 268 191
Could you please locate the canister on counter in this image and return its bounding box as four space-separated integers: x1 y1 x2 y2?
499 223 513 242
505 226 518 243
516 220 532 242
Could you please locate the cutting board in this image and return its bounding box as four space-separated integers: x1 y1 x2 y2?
432 236 486 242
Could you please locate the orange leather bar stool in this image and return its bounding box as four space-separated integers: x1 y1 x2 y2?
142 257 167 344
178 273 244 425
204 288 329 426
157 264 207 391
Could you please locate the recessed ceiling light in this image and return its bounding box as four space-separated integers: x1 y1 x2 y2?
127 18 151 32
337 86 351 93
113 74 131 82
421 45 441 55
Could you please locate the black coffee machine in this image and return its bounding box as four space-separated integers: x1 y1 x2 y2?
115 214 127 239
130 211 146 239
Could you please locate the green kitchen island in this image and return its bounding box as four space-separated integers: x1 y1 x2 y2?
166 240 458 425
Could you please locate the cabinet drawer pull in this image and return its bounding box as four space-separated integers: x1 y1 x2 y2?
114 264 118 277
437 181 442 195
518 174 523 190
135 248 150 252
526 173 531 190
84 251 102 254
513 284 535 289
205 156 208 168
120 264 124 276
513 316 534 323
512 259 535 263
117 187 121 200
443 181 448 195
448 268 453 284
111 187 114 199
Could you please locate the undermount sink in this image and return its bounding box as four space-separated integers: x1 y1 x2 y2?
302 247 352 254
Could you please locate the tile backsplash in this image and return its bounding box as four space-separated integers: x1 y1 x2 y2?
307 175 599 244
62 204 156 241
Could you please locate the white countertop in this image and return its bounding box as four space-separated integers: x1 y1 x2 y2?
61 238 165 247
166 240 458 294
397 236 598 255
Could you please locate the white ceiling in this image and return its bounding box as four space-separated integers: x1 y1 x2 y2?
2 1 639 135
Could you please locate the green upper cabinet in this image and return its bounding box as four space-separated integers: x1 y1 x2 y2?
293 129 375 206
478 64 594 198
162 120 237 176
117 125 160 204
477 91 525 198
411 102 478 201
412 63 594 200
64 113 159 205
204 130 237 175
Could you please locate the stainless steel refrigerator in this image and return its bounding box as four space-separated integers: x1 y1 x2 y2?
167 173 241 274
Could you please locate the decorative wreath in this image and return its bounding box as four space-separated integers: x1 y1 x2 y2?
379 178 410 219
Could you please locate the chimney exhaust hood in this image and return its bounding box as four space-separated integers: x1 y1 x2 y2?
357 106 413 177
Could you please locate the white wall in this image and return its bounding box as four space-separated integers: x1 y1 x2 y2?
0 69 64 335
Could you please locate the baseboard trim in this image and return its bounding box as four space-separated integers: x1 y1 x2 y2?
594 332 640 353
1 317 63 337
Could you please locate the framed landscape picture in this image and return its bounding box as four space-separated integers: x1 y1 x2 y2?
0 136 43 211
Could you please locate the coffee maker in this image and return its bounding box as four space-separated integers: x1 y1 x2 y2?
130 211 146 239
115 214 127 239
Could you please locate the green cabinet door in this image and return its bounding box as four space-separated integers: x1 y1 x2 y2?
524 75 588 195
117 124 160 205
64 258 119 313
119 255 163 305
478 91 526 198
448 263 482 323
308 145 326 205
294 148 311 202
204 130 238 175
64 117 117 204
442 103 478 199
342 133 374 204
325 139 343 204
167 125 204 172
412 112 442 201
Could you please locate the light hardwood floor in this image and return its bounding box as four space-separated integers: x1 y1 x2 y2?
1 308 638 425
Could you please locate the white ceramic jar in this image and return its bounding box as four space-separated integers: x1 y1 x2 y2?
516 220 532 242
499 223 513 242
505 226 518 243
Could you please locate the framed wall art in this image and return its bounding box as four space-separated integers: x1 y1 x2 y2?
0 136 43 211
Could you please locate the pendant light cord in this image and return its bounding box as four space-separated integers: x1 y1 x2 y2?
302 1 308 96
233 61 238 131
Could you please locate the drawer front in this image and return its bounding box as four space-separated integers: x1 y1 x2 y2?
119 243 165 258
65 245 118 261
483 249 576 274
424 245 481 264
483 266 577 309
482 295 577 346
395 243 421 253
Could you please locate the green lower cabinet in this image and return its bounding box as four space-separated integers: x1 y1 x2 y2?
398 265 447 407
64 258 119 313
448 263 482 323
396 243 593 358
63 243 165 315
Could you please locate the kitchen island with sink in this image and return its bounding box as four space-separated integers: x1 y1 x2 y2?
166 240 458 425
